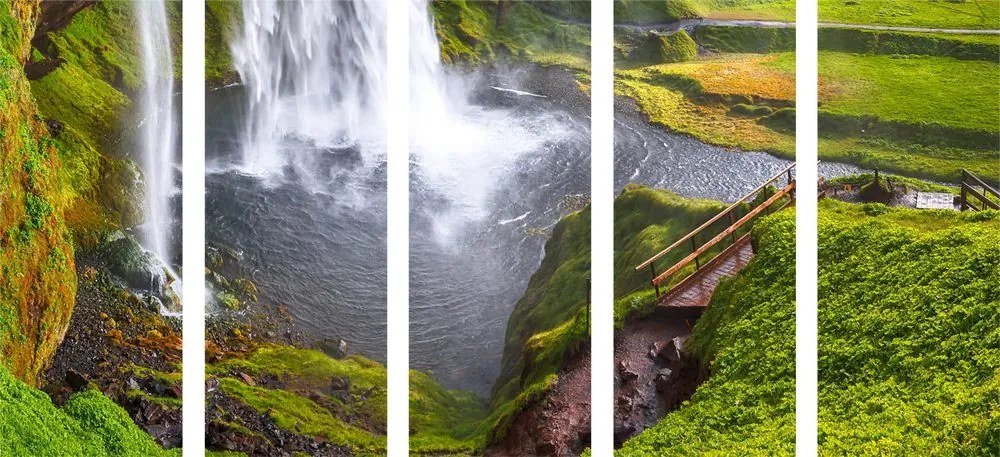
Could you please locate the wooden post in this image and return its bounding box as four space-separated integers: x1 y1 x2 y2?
728 210 737 245
650 263 660 296
960 170 968 211
691 236 700 269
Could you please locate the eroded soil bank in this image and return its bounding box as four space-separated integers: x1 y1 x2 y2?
614 307 707 447
485 349 592 457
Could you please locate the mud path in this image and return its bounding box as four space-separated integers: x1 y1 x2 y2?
485 349 592 457
613 308 707 447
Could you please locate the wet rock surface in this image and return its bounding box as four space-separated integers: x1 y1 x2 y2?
613 308 707 448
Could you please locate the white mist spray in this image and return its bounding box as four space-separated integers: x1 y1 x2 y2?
232 0 388 175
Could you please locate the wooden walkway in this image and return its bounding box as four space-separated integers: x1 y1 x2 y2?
656 236 754 309
634 163 795 309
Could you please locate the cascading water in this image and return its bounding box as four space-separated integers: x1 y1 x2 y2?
136 0 180 309
232 0 387 177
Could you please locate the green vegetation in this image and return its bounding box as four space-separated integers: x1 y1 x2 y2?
410 369 488 453
694 24 795 53
490 206 591 443
431 1 591 75
209 345 387 452
0 366 180 456
817 48 999 183
205 0 241 85
818 199 999 454
819 27 1000 61
819 0 1000 30
1 0 77 386
616 25 797 157
614 0 795 22
617 209 797 455
629 30 698 63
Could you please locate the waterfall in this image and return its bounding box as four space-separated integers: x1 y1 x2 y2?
232 0 388 175
408 0 567 239
136 0 180 302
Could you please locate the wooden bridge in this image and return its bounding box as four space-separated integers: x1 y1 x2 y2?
634 164 796 309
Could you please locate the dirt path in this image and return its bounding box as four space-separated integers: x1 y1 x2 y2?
485 349 592 457
613 308 705 447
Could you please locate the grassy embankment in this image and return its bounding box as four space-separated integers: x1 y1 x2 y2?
615 23 797 158
616 207 797 455
615 0 795 23
208 345 390 454
817 27 999 184
818 199 999 455
818 0 999 29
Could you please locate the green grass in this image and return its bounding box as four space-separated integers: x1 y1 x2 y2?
819 0 1000 29
0 366 179 456
617 209 797 455
489 206 591 444
431 0 590 73
614 0 795 22
817 51 999 183
819 52 999 132
409 370 489 454
818 199 1000 455
210 345 387 449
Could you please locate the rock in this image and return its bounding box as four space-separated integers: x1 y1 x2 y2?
617 361 638 383
316 338 349 359
330 376 350 391
237 372 256 387
654 368 677 392
206 377 220 393
127 377 141 391
650 338 683 363
66 369 89 391
104 235 165 293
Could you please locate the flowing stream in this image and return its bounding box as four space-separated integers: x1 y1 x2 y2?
135 0 181 308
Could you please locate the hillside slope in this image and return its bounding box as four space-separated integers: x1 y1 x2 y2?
818 200 999 455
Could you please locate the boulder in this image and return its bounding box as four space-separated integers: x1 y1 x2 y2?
316 338 349 359
330 376 351 392
104 235 164 292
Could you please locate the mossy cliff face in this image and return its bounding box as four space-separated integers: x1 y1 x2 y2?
30 0 181 238
0 0 77 387
205 0 240 87
488 206 591 443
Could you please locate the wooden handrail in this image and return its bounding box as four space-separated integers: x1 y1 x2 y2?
960 169 1000 211
634 163 795 271
652 182 795 286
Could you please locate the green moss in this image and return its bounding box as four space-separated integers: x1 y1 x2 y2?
818 200 1000 454
819 0 1000 30
629 30 697 64
694 24 796 53
618 210 797 455
210 345 387 451
488 207 591 443
431 1 590 73
218 378 384 451
0 366 179 456
409 369 489 454
205 0 241 85
614 0 702 24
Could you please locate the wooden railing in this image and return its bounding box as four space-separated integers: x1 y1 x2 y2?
635 163 796 296
960 169 1000 211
